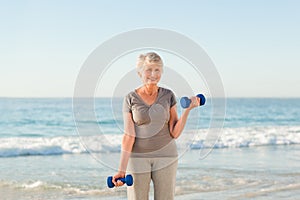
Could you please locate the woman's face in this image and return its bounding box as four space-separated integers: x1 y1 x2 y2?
140 63 162 86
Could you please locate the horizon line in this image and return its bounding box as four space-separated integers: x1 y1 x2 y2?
1 96 300 99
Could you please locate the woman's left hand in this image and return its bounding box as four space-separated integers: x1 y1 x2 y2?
187 96 200 110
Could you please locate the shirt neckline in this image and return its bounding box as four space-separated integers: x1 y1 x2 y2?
134 87 161 107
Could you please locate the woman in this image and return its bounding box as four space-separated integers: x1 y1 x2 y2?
112 52 200 199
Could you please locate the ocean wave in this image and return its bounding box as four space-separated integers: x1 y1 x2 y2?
0 126 300 157
0 180 117 197
187 125 300 149
0 136 121 157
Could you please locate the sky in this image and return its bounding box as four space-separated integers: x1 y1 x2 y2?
0 0 299 98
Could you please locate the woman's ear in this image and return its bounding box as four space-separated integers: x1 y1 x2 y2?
138 71 142 77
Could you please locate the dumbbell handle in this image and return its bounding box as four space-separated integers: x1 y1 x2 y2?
180 94 206 108
116 177 126 183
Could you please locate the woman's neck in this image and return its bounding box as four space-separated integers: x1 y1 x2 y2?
142 85 158 96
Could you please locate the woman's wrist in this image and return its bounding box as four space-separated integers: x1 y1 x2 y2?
118 170 126 175
184 108 191 113
118 172 126 178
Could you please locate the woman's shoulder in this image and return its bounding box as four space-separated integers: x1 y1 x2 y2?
159 87 175 98
124 90 136 99
159 87 175 96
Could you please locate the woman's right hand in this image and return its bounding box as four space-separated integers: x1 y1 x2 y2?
112 171 126 187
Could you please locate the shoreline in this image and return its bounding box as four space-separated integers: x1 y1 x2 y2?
1 145 299 200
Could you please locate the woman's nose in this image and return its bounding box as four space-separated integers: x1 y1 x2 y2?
151 71 157 77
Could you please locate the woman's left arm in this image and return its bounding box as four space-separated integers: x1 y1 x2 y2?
169 96 199 139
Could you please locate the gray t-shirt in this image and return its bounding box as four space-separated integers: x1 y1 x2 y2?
123 87 178 158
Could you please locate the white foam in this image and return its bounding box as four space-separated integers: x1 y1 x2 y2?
1 180 114 196
22 181 45 189
1 126 300 157
186 125 300 149
0 135 122 157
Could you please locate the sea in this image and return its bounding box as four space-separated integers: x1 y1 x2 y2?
0 97 300 200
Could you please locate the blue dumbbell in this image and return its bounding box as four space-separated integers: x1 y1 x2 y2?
107 174 133 188
180 94 206 108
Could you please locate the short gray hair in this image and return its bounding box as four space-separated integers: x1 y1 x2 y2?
136 52 163 75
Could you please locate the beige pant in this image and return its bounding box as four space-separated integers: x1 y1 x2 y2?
127 157 178 200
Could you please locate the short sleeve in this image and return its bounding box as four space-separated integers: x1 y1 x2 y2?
122 94 132 113
170 91 177 107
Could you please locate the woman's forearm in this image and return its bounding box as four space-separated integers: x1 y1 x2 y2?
170 109 190 139
118 134 135 173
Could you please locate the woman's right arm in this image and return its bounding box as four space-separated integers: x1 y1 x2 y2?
112 112 135 186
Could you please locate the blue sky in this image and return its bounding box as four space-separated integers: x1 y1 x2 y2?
1 0 299 97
